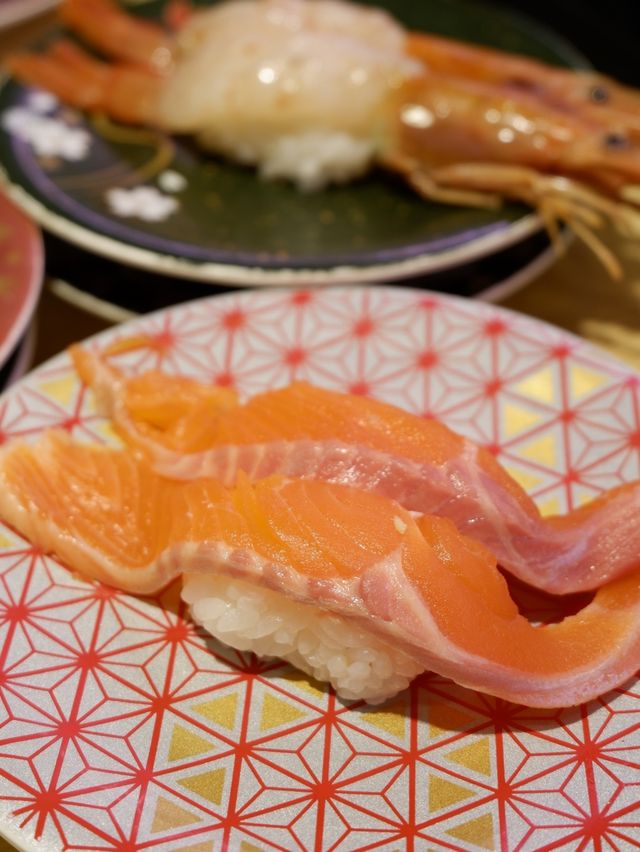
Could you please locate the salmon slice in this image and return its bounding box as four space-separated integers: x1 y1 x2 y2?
73 345 640 596
2 429 640 707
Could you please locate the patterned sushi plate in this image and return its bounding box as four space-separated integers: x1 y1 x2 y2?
0 190 43 377
0 0 587 287
1 285 640 852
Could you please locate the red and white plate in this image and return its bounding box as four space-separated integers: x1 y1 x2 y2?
1 285 639 851
0 191 42 380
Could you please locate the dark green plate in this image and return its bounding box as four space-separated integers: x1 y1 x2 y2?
0 0 586 286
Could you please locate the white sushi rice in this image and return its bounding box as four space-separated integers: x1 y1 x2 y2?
196 128 376 192
254 131 377 191
182 573 424 704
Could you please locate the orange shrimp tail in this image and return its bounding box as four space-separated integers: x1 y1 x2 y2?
6 41 163 126
60 0 174 70
406 31 640 139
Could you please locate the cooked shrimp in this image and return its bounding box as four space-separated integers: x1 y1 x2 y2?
405 32 640 136
7 0 640 272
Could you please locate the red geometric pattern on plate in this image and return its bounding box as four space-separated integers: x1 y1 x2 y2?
1 286 639 851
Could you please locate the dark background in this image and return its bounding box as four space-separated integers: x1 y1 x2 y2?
501 0 638 85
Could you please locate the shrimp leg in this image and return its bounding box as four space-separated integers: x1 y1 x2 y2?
389 155 640 276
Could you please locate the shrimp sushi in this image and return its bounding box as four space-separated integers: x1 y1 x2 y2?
2 429 640 708
8 0 640 273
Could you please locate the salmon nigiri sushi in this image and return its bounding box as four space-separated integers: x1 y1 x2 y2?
73 345 640 596
2 429 640 708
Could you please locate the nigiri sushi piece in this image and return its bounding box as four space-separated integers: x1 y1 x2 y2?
7 0 640 276
72 345 640 597
2 429 640 708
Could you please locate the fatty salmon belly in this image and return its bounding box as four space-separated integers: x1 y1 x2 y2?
2 432 640 707
73 345 640 596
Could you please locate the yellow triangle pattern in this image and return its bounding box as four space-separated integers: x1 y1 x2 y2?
360 699 406 739
502 403 545 438
502 465 543 493
38 376 78 407
178 768 226 805
0 533 14 549
93 420 120 444
150 796 202 834
429 776 477 811
192 693 238 730
428 701 476 738
570 365 608 400
513 367 555 405
517 433 557 467
260 693 307 731
168 724 216 762
279 669 326 698
445 738 491 776
446 812 495 849
575 489 599 508
537 495 562 517
240 842 267 852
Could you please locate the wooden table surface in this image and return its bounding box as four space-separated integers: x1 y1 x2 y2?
1 5 639 852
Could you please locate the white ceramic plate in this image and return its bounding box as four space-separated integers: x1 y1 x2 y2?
1 286 639 851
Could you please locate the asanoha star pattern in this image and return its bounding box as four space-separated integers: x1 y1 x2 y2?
1 286 639 851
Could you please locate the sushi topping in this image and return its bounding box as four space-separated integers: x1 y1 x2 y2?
0 339 639 707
